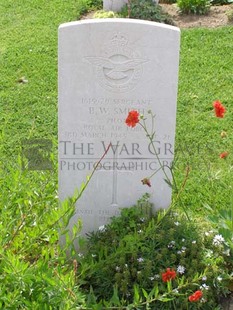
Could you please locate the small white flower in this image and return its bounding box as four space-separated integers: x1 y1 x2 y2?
213 234 225 246
91 254 97 258
98 225 106 232
205 249 213 258
138 229 142 234
205 230 214 237
168 241 176 248
181 246 186 252
177 265 185 274
154 274 160 279
182 238 185 242
149 276 155 281
201 298 207 303
174 221 180 226
172 288 179 294
192 240 197 244
223 249 230 256
217 276 223 282
177 250 182 255
115 266 121 272
202 276 207 281
137 271 141 274
137 257 144 263
200 284 209 290
140 217 145 222
125 264 128 268
78 253 84 258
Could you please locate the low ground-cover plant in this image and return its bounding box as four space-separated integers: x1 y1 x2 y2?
177 0 210 15
77 198 232 309
75 102 232 309
120 0 175 24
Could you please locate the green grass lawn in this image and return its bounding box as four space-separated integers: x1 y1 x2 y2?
0 0 232 308
1 2 232 209
176 27 233 211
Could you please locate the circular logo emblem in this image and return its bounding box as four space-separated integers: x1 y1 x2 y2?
85 33 147 93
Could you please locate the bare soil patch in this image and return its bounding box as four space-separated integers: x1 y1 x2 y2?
160 3 233 28
82 4 233 28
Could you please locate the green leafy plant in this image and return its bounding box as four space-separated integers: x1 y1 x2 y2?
94 9 121 18
210 0 233 5
177 0 210 15
121 0 175 25
76 0 103 19
0 141 111 308
0 164 86 309
77 197 231 309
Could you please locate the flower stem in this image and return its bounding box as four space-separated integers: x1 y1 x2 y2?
139 121 171 186
74 143 111 204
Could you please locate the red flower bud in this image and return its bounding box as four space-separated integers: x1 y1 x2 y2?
141 178 151 187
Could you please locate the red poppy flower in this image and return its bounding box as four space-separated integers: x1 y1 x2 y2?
162 268 176 282
219 151 229 159
213 100 226 118
125 110 140 128
141 178 151 187
188 290 203 302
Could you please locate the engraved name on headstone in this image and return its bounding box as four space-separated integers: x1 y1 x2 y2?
58 19 180 244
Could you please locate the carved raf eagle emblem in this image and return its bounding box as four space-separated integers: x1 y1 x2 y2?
85 56 147 80
84 33 148 93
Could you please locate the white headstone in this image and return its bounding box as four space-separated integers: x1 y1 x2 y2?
58 19 180 244
103 0 159 13
103 0 128 12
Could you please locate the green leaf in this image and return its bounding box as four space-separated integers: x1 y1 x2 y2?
142 288 148 299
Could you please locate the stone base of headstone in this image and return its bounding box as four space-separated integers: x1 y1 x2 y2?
103 0 159 12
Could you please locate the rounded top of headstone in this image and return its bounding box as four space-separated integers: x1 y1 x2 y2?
59 18 180 33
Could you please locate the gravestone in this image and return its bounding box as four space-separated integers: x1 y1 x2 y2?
103 0 159 13
58 19 180 245
103 0 128 13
